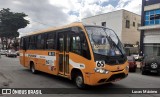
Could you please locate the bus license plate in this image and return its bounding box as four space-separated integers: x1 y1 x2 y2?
114 78 121 82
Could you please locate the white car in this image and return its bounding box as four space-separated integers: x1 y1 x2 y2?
6 50 17 57
131 54 139 60
0 50 8 55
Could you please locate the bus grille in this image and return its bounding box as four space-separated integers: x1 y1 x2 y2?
97 73 127 83
106 73 126 82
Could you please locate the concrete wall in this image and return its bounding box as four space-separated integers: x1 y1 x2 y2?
82 9 141 45
121 10 141 45
82 10 123 41
144 3 160 11
145 0 160 6
144 29 160 43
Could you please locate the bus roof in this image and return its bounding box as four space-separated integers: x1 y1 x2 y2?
22 22 84 37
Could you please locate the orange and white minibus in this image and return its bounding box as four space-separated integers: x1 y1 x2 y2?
19 22 129 88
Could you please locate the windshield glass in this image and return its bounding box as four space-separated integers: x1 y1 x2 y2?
85 26 125 56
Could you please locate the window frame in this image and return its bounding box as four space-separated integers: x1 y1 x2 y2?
36 34 45 50
20 37 24 50
102 22 106 27
46 32 56 50
69 28 91 60
126 20 130 28
133 22 135 27
70 34 82 55
28 35 36 50
145 9 160 26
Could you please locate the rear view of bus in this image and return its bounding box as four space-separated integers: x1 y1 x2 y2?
19 23 128 89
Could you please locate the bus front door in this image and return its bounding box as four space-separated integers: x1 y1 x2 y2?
58 32 70 76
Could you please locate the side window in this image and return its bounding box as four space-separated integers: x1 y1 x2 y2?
71 36 81 55
28 36 36 49
81 36 91 60
37 34 45 49
102 22 106 27
66 34 70 52
59 37 64 52
20 38 24 49
70 27 91 60
25 37 29 50
126 20 130 28
46 33 56 49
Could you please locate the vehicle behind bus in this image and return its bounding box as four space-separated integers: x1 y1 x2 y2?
19 23 129 88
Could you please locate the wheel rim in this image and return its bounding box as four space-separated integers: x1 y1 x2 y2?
76 76 83 87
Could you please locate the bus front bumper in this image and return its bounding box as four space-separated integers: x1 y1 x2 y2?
84 68 128 86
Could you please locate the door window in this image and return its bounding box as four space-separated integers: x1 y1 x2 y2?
71 36 81 55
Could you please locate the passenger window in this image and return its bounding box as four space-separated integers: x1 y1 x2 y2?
70 27 91 60
81 38 91 59
25 37 29 50
59 37 64 52
20 38 24 49
37 34 45 49
46 33 56 49
66 35 70 52
28 36 36 49
71 36 81 55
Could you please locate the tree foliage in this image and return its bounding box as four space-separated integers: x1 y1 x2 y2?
0 8 29 49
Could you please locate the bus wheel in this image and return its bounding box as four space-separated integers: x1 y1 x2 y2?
75 74 86 89
30 63 37 74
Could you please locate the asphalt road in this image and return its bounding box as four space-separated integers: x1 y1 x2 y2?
0 55 160 97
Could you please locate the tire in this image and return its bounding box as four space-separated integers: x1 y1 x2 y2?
30 63 37 74
75 73 86 89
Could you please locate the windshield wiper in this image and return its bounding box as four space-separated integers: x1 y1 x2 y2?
103 28 124 57
106 35 124 57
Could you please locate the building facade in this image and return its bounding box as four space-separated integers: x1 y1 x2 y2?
82 9 141 49
139 0 160 56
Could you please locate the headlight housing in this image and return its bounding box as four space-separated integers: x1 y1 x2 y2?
126 66 129 71
94 68 109 74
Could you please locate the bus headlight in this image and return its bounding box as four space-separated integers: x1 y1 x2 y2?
126 66 129 71
94 68 109 74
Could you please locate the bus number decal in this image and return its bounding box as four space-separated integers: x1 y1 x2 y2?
48 52 55 56
96 61 105 67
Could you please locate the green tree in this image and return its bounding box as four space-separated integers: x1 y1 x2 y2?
0 8 29 49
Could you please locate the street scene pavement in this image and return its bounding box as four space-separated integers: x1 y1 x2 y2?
0 55 160 97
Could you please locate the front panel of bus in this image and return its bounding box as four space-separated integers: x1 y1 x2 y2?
82 26 129 85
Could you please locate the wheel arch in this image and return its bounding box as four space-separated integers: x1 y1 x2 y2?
29 60 35 69
70 68 84 81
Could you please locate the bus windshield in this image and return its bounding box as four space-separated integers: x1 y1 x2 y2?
85 26 125 56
